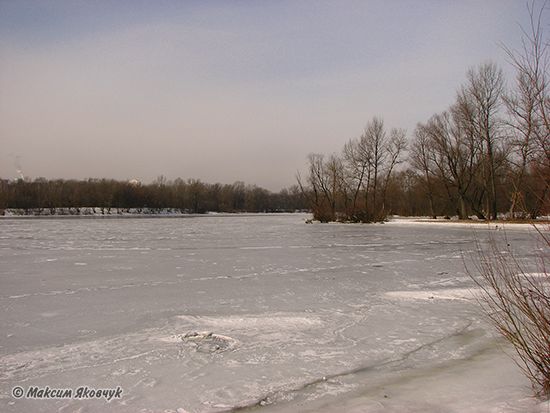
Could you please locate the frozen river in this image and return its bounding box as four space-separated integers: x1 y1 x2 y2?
0 214 546 412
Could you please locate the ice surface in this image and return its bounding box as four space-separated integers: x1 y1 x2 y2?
0 214 546 412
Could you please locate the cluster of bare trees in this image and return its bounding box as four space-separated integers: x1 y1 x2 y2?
0 177 307 215
300 5 550 223
410 61 507 221
298 117 406 222
411 44 550 221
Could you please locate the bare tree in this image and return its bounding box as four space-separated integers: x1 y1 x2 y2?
298 153 340 222
455 61 506 219
410 124 439 218
343 135 371 220
380 126 407 216
362 116 386 220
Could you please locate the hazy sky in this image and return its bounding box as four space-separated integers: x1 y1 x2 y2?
0 1 541 191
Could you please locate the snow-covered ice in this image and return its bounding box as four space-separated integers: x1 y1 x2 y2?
0 214 547 412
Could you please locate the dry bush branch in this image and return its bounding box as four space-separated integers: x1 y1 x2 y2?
469 225 550 398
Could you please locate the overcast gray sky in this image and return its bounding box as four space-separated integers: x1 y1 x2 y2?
0 1 541 191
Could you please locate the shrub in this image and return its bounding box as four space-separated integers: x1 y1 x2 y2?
470 225 550 398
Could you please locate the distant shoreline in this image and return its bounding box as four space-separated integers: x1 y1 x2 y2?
0 209 309 219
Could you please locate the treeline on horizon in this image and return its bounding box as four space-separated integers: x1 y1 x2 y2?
299 7 550 223
0 177 308 215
